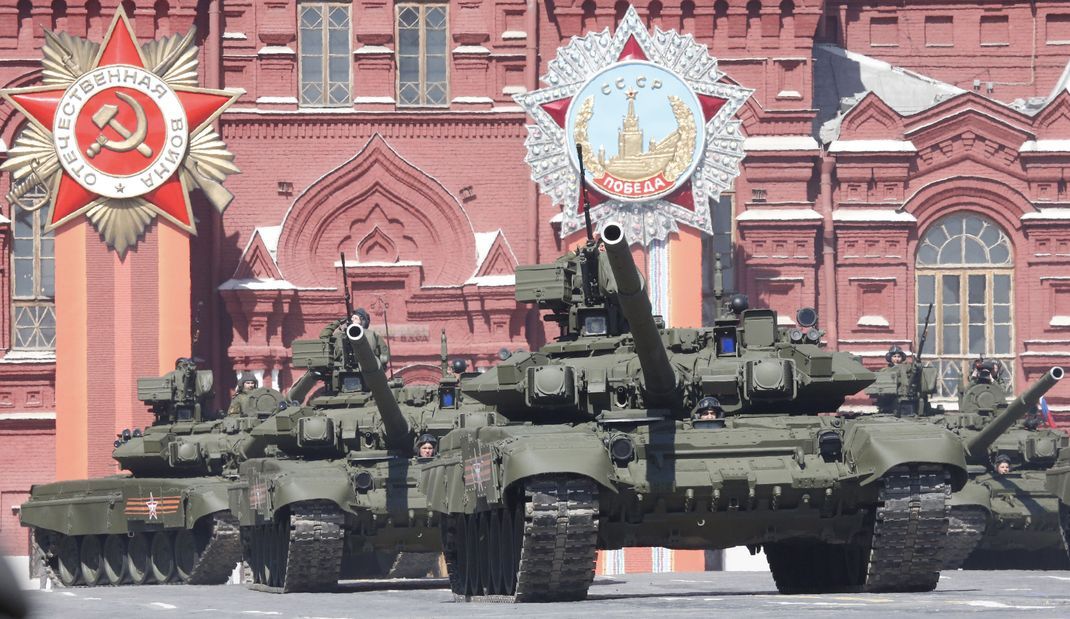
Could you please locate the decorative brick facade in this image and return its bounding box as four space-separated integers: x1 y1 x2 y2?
3 1 1070 560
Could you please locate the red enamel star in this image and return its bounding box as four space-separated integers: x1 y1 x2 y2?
1 9 239 233
537 36 727 213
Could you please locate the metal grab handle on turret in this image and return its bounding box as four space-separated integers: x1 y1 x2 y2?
346 323 412 449
600 222 679 405
285 370 320 404
965 366 1064 459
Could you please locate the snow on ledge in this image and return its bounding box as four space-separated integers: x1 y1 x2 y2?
257 45 295 56
0 350 55 364
1022 208 1070 220
353 96 395 104
453 45 491 54
743 135 820 151
222 32 247 40
833 209 917 223
255 96 297 104
1051 316 1070 327
468 274 516 287
737 208 822 221
1020 140 1070 153
354 45 393 55
0 412 56 421
829 139 917 153
857 315 890 327
331 260 422 268
219 278 298 291
777 316 797 326
0 213 9 224
502 31 528 39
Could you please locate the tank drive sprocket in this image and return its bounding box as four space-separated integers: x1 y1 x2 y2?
443 475 599 602
245 500 344 593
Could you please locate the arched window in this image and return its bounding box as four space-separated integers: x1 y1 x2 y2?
916 213 1013 397
10 131 56 351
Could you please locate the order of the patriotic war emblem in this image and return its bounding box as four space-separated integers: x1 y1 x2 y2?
0 8 242 254
515 6 752 245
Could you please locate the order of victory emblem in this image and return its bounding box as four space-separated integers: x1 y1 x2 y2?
0 8 241 254
516 6 752 244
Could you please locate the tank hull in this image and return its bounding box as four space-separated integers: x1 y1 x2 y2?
22 476 240 587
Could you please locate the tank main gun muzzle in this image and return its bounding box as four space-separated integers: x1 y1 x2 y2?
600 222 679 406
965 366 1064 460
346 323 412 450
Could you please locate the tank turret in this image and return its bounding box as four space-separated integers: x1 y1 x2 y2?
600 222 678 405
345 322 412 449
965 366 1064 459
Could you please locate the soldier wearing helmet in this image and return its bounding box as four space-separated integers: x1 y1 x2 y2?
227 372 260 416
692 397 726 428
350 307 390 367
416 434 437 458
994 454 1012 476
885 345 907 367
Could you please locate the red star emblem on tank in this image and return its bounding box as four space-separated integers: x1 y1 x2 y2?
0 8 242 253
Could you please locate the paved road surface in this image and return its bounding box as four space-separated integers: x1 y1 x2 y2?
16 571 1070 618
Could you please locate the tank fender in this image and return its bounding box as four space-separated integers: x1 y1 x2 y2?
843 419 968 489
498 432 616 495
261 470 352 516
949 479 993 514
182 483 232 528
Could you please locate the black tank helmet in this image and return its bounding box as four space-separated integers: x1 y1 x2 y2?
885 345 906 366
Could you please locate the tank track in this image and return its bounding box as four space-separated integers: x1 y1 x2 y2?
862 465 951 591
939 507 988 570
448 475 599 603
961 503 1070 570
767 465 951 593
185 513 242 584
246 500 344 593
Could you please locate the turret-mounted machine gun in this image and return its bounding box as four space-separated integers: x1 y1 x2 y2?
137 357 215 424
865 304 941 417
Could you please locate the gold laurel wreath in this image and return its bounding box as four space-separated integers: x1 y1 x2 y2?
572 93 697 186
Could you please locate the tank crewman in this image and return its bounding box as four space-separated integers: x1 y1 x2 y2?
351 307 391 368
416 434 437 458
994 453 1012 476
227 372 259 416
692 397 726 428
885 345 907 367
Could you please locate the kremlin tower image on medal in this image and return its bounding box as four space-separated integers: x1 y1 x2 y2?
2 1 1070 615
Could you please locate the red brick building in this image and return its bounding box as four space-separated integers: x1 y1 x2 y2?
3 0 1070 558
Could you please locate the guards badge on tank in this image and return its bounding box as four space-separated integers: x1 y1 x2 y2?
0 7 242 254
515 6 752 244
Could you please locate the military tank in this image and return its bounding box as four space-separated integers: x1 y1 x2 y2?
421 222 972 602
944 360 1066 569
229 318 459 592
20 358 277 587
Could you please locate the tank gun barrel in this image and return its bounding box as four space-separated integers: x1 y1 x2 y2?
966 366 1064 458
600 223 678 405
346 323 412 449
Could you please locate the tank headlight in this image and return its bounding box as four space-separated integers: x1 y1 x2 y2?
609 436 635 466
353 471 374 493
818 430 842 463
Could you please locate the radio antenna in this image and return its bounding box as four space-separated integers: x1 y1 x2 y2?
576 144 594 241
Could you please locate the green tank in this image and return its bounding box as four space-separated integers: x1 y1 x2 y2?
868 357 1065 569
422 222 971 602
229 319 459 592
20 358 278 587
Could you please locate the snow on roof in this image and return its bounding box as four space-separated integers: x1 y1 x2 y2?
257 225 283 260
743 135 820 151
828 139 917 153
467 274 516 287
832 209 917 223
813 44 963 143
737 208 822 221
218 278 299 291
1021 208 1070 221
1020 140 1070 153
331 260 423 268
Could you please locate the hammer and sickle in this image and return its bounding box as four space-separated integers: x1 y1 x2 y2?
85 91 154 159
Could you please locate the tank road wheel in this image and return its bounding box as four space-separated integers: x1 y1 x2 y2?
79 535 105 586
149 532 176 584
463 512 480 596
126 533 153 584
477 512 493 595
56 535 82 587
173 530 201 583
487 510 503 594
102 535 127 585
